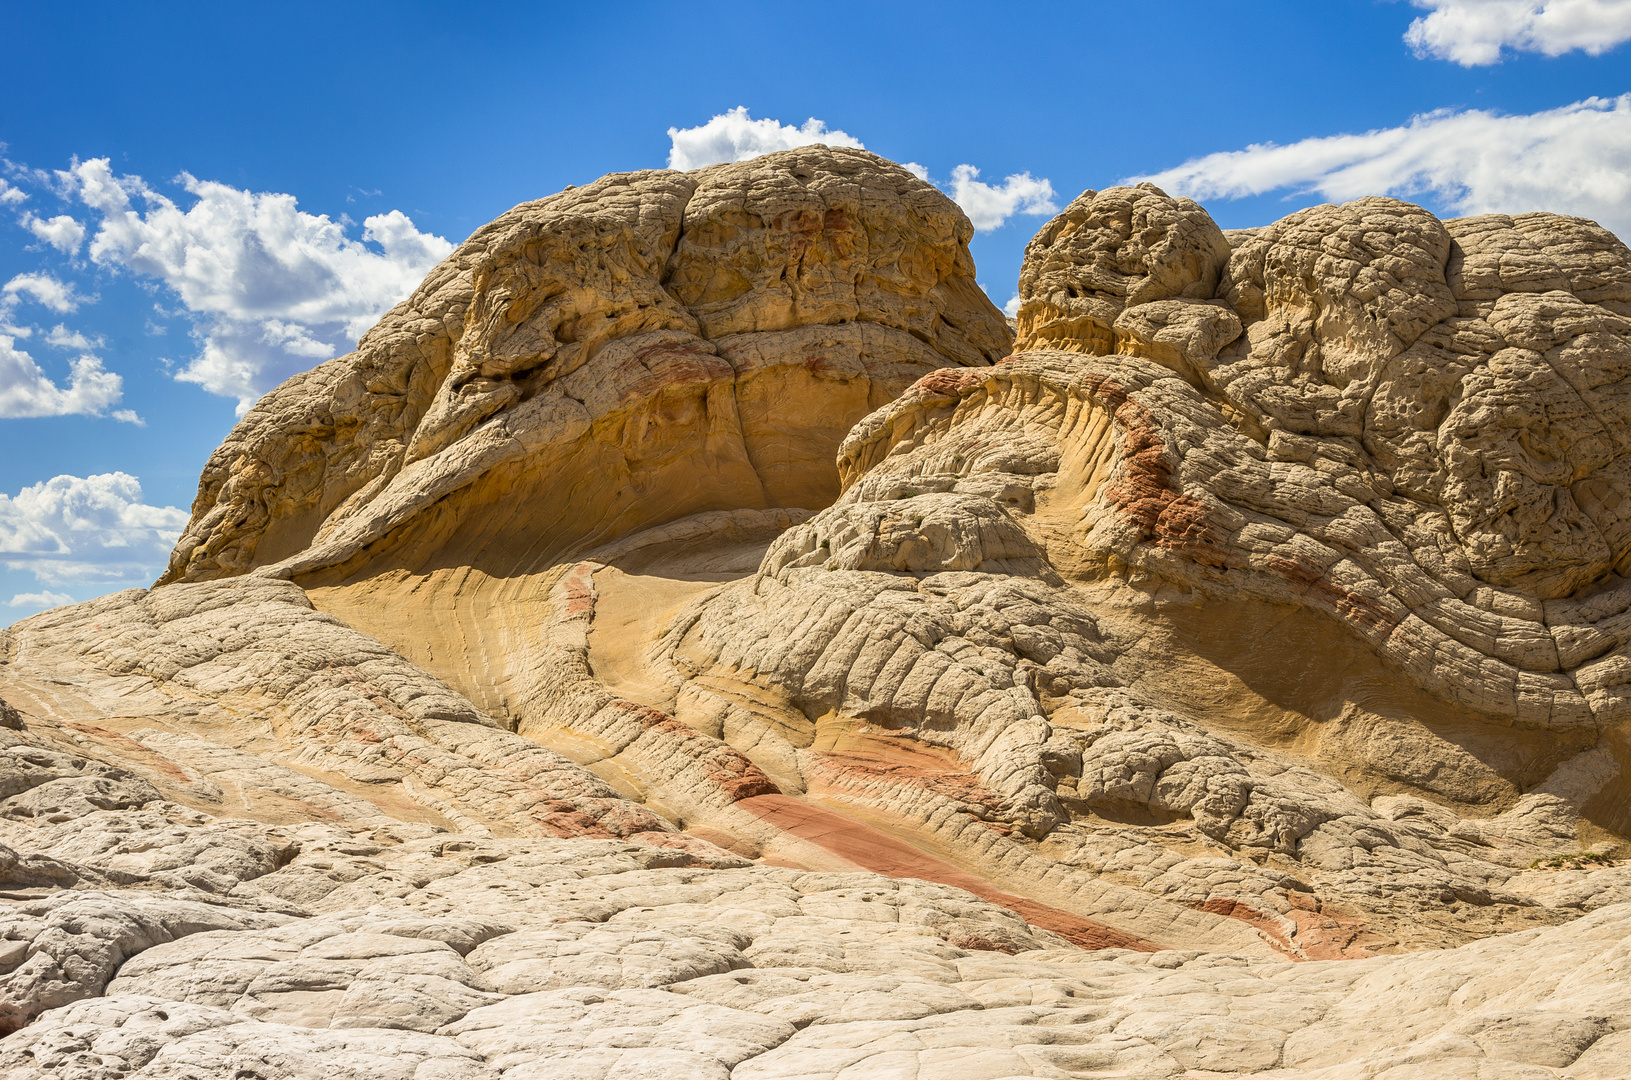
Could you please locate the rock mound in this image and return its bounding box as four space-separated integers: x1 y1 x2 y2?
2 154 1631 1077
1005 187 1631 811
159 146 1009 588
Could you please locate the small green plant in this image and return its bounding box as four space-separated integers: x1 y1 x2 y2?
1529 851 1616 870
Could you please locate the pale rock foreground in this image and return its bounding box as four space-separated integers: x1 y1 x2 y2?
0 815 1624 1076
2 147 1631 1077
0 800 1628 1079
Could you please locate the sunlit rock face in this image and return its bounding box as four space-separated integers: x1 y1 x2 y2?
670 181 1631 958
156 145 1010 589
2 155 1631 1079
999 187 1631 731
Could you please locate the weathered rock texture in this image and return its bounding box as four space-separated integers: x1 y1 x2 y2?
0 797 1627 1078
1011 186 1631 745
648 184 1631 958
158 146 1008 588
3 153 1631 1077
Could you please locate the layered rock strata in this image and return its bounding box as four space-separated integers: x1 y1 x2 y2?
158 146 1009 588
1011 186 1631 741
646 184 1631 955
2 152 1631 1076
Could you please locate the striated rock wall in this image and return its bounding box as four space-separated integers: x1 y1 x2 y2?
653 182 1631 955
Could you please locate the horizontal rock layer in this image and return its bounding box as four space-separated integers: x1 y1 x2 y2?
0 789 1627 1079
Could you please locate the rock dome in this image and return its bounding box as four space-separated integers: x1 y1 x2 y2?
2 148 1630 1078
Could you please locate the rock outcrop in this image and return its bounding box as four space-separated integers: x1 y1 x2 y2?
1010 186 1631 743
653 183 1631 955
157 146 1009 589
3 150 1631 1077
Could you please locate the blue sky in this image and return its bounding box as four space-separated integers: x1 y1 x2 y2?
3 0 1631 617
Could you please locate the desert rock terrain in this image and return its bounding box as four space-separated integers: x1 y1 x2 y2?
2 146 1629 1078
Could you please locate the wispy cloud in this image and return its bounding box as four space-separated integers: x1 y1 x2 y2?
1405 0 1631 65
44 324 103 350
2 272 84 314
7 590 71 609
1136 95 1631 239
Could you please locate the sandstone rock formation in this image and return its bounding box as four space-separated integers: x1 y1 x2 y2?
3 148 1631 1077
157 146 1009 589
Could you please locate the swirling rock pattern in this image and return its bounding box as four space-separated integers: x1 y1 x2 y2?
1010 187 1631 732
2 157 1630 1077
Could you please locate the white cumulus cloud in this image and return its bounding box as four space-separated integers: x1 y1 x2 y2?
1405 0 1631 64
943 165 1058 232
0 473 187 588
1136 95 1631 240
2 272 83 314
0 273 125 419
0 334 127 420
7 590 71 609
52 158 452 414
667 107 864 170
0 179 24 207
21 213 86 254
905 163 1059 232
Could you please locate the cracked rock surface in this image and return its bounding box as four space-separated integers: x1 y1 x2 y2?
0 813 1629 1078
3 153 1631 1076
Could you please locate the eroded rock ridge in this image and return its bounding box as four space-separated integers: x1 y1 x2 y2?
2 150 1630 1078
